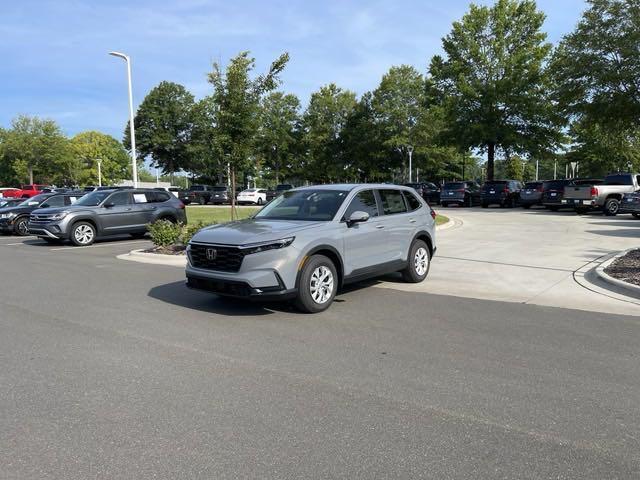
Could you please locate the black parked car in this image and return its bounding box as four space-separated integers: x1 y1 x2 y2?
404 182 441 205
0 197 25 209
0 192 85 236
179 185 216 205
266 184 294 202
619 190 640 218
481 180 522 208
440 181 482 207
542 178 600 211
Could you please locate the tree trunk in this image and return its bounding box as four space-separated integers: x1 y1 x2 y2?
275 161 280 185
487 142 495 181
28 165 34 184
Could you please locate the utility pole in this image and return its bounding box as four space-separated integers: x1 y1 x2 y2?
407 145 414 183
96 158 102 187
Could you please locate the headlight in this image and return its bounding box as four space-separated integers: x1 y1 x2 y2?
0 212 16 219
240 237 295 255
50 210 70 221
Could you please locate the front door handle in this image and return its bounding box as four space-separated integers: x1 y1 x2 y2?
375 225 385 229
409 218 417 223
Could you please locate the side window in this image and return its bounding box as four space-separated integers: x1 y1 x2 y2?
44 196 65 208
107 192 131 206
344 190 379 219
403 191 422 211
65 196 79 205
155 192 170 203
378 189 408 215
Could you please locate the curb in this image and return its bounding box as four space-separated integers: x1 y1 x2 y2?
436 216 461 231
117 249 187 268
594 248 640 298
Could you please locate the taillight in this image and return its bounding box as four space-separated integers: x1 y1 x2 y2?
537 186 543 192
503 187 509 193
590 186 599 197
430 208 437 220
178 201 185 209
457 189 465 193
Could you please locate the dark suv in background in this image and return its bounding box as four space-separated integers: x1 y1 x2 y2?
0 192 84 236
404 182 440 205
179 185 217 205
481 180 522 208
28 189 186 246
440 181 481 207
519 181 544 208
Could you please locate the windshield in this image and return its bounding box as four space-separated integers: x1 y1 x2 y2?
255 189 348 221
190 185 206 191
74 191 111 206
18 194 49 206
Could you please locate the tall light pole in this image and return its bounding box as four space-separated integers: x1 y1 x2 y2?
96 158 102 187
407 145 414 183
109 51 138 188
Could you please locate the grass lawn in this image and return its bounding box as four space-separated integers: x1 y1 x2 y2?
187 205 450 227
186 205 258 225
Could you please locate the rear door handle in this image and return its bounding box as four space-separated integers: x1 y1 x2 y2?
409 218 417 223
375 225 385 229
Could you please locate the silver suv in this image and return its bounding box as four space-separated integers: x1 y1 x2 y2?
28 189 186 246
186 184 437 313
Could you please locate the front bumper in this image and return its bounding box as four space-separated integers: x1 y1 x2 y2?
27 220 67 239
186 272 297 301
0 219 15 232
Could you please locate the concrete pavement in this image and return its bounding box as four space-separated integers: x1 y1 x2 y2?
378 207 640 316
1 232 640 478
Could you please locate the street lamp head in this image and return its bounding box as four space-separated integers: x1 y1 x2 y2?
109 51 129 61
407 145 414 154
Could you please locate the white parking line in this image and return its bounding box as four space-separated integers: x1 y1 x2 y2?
49 240 149 252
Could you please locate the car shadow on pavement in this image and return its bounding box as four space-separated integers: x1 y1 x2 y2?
585 229 640 238
147 281 295 316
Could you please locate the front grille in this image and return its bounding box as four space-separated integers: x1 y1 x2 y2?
189 243 246 272
30 214 53 222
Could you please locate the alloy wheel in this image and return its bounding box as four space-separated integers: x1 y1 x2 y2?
310 266 334 304
414 247 429 276
74 225 94 245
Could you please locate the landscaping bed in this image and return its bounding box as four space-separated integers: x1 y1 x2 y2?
604 249 640 287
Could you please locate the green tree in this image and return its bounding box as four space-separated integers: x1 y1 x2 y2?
302 83 357 182
552 0 640 130
430 0 562 180
70 131 131 186
188 96 223 183
125 81 196 179
257 92 301 184
207 51 289 216
1 115 71 184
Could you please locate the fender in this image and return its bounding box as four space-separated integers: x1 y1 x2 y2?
411 230 435 257
295 244 345 289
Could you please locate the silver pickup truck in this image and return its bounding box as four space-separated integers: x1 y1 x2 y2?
562 173 640 215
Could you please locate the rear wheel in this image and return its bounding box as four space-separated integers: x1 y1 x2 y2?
402 240 430 283
604 198 620 216
441 202 448 208
257 197 264 205
464 195 471 207
549 206 559 212
481 202 489 208
70 222 96 246
198 197 206 205
633 213 640 219
295 255 337 313
131 232 147 239
522 204 531 209
14 216 29 236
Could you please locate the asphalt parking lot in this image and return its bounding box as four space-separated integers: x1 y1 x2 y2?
2 212 640 478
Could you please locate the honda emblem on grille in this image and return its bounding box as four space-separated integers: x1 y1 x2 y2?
206 248 217 261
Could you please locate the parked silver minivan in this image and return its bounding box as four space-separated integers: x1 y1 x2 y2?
186 184 437 313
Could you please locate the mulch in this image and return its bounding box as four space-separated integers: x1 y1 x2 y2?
604 249 640 287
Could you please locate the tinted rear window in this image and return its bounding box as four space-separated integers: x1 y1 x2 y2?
190 185 206 191
484 181 507 188
443 182 465 190
604 174 633 185
524 182 542 189
403 191 422 211
543 180 570 190
211 186 227 192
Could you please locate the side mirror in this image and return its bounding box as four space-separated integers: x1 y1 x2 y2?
103 201 115 208
39 204 49 208
347 211 369 226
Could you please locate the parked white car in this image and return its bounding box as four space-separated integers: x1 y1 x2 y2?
237 188 268 205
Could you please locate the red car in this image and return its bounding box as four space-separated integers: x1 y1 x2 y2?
14 184 49 198
0 188 21 198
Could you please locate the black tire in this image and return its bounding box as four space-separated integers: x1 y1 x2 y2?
441 202 448 208
257 197 264 206
522 204 531 209
198 196 207 205
604 198 620 216
633 213 640 219
464 195 471 208
13 216 29 236
402 239 431 283
549 206 559 212
70 221 96 246
131 232 147 239
481 202 489 208
295 255 338 313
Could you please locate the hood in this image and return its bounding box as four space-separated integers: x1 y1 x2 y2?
0 205 38 215
191 219 323 246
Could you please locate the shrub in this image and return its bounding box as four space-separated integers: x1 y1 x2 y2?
147 220 182 248
180 221 208 245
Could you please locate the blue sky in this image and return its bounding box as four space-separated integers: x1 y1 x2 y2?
1 0 587 140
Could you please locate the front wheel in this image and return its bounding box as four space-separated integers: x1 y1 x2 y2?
14 216 29 236
604 198 620 216
257 197 264 205
632 213 640 219
70 222 96 246
295 255 337 313
402 239 431 283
